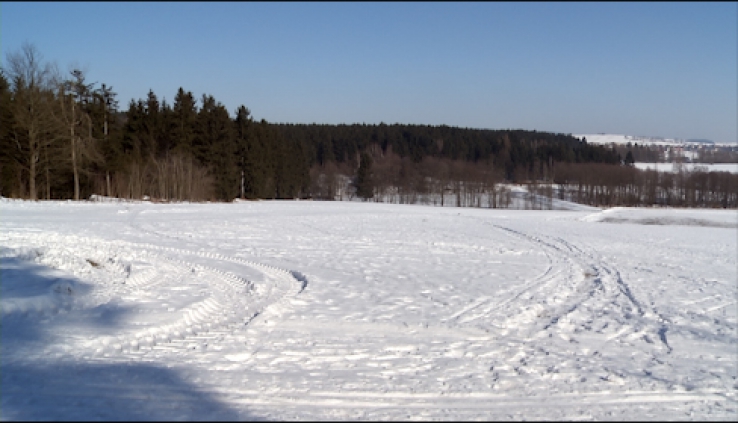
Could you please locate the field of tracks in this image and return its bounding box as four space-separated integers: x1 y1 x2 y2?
1 199 736 420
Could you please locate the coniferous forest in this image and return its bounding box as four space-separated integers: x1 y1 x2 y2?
2 44 736 208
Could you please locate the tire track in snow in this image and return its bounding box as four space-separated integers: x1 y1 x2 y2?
488 224 673 354
431 216 680 394
95 206 309 358
543 233 675 354
106 247 301 360
0 229 305 362
198 213 694 408
439 222 585 330
125 208 308 326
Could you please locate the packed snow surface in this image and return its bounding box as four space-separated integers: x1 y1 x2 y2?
1 198 736 420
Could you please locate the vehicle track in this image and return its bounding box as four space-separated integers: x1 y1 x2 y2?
0 229 305 362
443 218 674 358
3 205 734 420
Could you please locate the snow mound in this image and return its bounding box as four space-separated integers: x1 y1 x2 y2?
89 194 127 203
489 185 600 211
0 255 84 316
0 246 46 261
582 207 738 228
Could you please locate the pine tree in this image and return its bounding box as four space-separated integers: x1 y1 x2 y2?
234 105 268 199
354 152 374 200
625 150 635 166
196 94 236 200
171 87 198 157
0 70 18 197
91 83 120 197
121 99 146 160
142 89 161 160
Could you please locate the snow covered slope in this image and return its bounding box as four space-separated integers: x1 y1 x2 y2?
573 133 716 146
1 200 736 420
634 162 738 174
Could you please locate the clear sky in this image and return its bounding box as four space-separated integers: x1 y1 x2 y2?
2 2 736 143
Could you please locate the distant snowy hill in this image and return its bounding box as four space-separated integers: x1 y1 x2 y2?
573 133 722 147
634 162 738 174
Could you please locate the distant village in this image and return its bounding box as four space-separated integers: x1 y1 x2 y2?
648 142 738 164
576 134 738 164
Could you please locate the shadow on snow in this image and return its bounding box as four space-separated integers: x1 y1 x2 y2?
1 254 259 421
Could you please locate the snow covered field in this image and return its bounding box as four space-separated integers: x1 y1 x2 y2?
634 162 738 174
1 198 736 420
574 134 685 146
573 133 737 148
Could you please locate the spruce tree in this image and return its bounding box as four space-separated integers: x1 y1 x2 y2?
196 94 236 200
0 70 18 197
355 152 374 200
625 150 635 166
172 87 198 157
234 105 262 199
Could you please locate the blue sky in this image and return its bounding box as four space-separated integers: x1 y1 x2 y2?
2 2 736 143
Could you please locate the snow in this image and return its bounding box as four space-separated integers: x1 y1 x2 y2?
1 199 736 420
574 133 689 146
573 133 733 147
634 162 738 174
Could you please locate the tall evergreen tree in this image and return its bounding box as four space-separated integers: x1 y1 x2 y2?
196 94 236 200
121 99 146 160
625 150 635 166
354 152 374 200
234 105 263 199
171 87 198 157
0 70 18 197
90 83 120 197
252 119 277 198
142 89 161 160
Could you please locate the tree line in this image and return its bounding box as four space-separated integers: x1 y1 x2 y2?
552 162 736 208
1 43 735 208
608 142 738 164
0 43 308 201
306 151 736 209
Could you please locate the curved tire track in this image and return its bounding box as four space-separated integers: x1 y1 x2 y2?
500 223 670 355
0 229 306 362
448 217 672 357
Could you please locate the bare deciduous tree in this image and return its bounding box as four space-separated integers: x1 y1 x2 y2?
6 43 59 200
